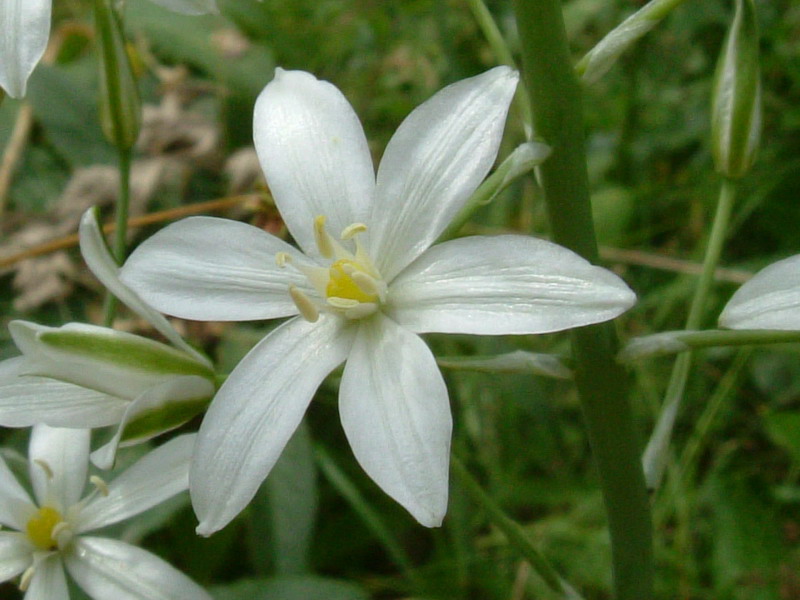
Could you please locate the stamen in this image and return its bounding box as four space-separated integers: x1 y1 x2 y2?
344 303 378 320
341 223 367 240
51 522 74 548
350 271 383 299
275 252 292 268
289 286 320 322
19 566 35 592
327 297 360 309
90 475 110 497
33 459 53 480
314 216 335 259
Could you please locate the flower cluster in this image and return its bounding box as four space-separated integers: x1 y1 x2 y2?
1 62 641 597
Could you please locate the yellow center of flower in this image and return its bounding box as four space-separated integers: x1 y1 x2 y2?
326 259 379 303
26 506 63 551
276 215 387 322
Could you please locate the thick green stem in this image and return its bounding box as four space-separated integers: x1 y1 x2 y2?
642 179 736 490
512 2 654 599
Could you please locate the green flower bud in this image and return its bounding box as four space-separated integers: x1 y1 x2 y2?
94 0 141 150
711 0 761 179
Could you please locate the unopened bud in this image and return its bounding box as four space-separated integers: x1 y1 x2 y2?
711 0 761 179
94 0 141 150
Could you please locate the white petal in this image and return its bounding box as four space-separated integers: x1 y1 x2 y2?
121 216 309 321
388 235 637 335
369 67 518 280
29 425 90 511
64 536 211 600
719 254 800 330
24 555 68 600
0 533 32 583
10 321 207 400
79 434 195 532
89 375 213 471
253 68 375 256
0 0 51 98
147 0 218 15
340 316 451 527
79 209 210 365
0 453 33 530
191 315 354 535
0 357 127 428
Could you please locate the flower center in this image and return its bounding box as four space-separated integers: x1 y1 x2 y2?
26 506 63 551
326 259 379 304
276 216 387 322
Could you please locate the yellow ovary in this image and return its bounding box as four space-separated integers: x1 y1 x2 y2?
326 260 378 303
26 506 63 550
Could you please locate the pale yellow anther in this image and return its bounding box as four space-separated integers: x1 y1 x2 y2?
275 252 292 268
327 297 360 309
20 565 35 591
314 215 335 258
90 475 110 497
340 223 367 241
350 271 382 299
289 285 320 323
51 521 71 546
344 303 378 320
33 459 53 480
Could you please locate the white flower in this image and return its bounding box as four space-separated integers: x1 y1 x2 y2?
0 0 218 98
120 67 636 533
719 253 800 330
0 210 216 469
0 424 210 600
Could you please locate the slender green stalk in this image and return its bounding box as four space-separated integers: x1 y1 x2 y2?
643 179 736 490
620 328 800 361
314 445 422 589
102 146 132 326
112 147 133 264
512 2 654 599
450 457 583 599
437 350 572 379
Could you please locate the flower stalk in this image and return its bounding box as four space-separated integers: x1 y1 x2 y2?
94 0 140 324
511 1 654 598
620 328 800 361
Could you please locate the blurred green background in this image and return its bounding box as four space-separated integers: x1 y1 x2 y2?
1 0 799 598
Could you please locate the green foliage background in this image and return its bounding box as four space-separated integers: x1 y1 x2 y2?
1 0 799 598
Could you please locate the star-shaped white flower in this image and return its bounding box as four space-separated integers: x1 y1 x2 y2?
120 66 636 533
0 424 209 599
0 0 217 98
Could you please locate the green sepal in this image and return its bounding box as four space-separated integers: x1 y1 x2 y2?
38 328 214 381
120 395 211 443
711 0 761 179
